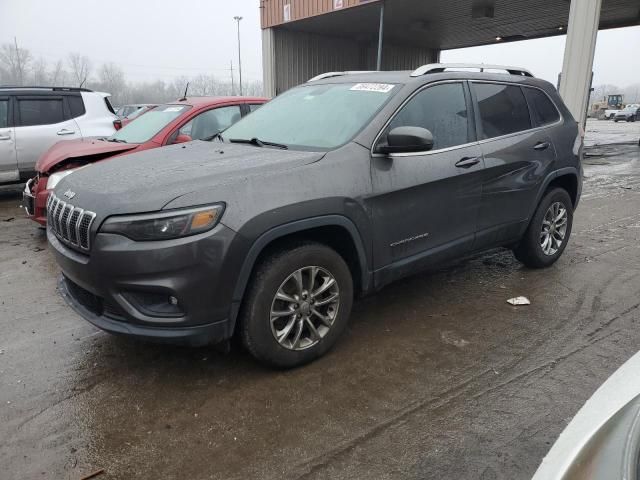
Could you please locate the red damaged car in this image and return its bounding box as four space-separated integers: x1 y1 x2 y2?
24 96 267 225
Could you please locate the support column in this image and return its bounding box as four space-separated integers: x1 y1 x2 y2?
559 0 602 125
262 28 277 98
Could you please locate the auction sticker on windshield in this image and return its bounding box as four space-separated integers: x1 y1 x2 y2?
350 83 395 93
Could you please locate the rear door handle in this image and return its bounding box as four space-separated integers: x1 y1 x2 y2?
455 156 481 169
533 141 550 151
57 129 75 136
0 134 10 141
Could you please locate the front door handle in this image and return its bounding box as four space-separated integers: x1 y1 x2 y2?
533 141 550 151
0 134 10 141
57 129 75 136
455 156 481 169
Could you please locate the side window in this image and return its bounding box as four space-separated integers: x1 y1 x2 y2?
18 98 65 127
0 100 8 128
385 83 470 150
179 106 242 140
473 83 531 139
523 87 560 127
248 104 263 112
67 95 86 118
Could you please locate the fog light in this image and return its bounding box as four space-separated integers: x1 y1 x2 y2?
169 296 178 306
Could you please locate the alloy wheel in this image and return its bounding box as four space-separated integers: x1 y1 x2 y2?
540 201 568 256
269 266 340 351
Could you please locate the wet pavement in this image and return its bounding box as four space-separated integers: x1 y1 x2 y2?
1 119 639 480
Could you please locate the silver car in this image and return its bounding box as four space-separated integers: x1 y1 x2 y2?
0 87 118 185
533 350 640 479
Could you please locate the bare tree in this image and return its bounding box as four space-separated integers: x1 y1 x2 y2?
50 60 67 86
31 57 49 85
68 52 92 87
0 40 32 85
97 62 127 104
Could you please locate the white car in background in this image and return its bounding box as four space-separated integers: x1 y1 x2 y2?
0 87 119 185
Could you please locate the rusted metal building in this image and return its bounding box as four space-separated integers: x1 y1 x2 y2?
259 0 640 124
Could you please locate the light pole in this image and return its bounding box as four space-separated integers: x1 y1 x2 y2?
233 16 243 96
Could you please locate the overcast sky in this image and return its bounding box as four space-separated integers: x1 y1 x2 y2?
1 0 638 88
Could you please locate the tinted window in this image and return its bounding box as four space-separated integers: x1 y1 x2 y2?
473 83 531 139
223 83 397 151
180 106 242 140
524 88 560 126
67 95 86 118
0 100 8 128
18 98 64 126
248 104 263 112
386 82 470 150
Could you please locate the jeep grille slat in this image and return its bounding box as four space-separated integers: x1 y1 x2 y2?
48 193 96 251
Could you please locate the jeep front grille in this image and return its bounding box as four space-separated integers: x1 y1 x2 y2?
47 193 96 251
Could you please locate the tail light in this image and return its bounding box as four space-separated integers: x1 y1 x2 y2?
113 119 122 130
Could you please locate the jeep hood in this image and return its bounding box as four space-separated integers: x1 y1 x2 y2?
36 138 139 173
54 141 325 216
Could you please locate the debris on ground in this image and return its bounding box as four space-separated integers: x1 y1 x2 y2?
440 330 470 348
507 296 531 306
3 217 15 222
79 468 105 480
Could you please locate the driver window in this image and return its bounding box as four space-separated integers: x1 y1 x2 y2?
384 83 470 150
179 105 242 140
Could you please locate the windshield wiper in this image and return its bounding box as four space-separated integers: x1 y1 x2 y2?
106 138 127 143
203 132 224 142
229 137 288 150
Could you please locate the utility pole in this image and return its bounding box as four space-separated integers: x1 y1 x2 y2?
230 60 235 95
233 16 243 96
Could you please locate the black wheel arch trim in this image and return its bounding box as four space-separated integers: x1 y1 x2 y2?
528 166 581 219
230 214 372 313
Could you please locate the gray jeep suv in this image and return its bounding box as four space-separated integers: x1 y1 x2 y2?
49 64 582 368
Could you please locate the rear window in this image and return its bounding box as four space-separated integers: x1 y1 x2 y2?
18 98 65 126
0 100 8 128
524 87 560 126
473 83 531 139
103 96 116 114
67 95 86 118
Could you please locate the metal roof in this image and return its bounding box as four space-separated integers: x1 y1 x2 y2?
269 0 640 50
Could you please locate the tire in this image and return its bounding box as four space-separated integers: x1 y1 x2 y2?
614 119 619 123
513 188 573 268
239 241 353 368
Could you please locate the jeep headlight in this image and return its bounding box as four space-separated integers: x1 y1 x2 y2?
48 169 77 190
100 204 225 241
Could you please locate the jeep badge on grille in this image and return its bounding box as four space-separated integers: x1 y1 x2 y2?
63 190 76 199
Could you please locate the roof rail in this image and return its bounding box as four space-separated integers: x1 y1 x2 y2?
410 63 533 78
307 71 375 82
0 86 93 92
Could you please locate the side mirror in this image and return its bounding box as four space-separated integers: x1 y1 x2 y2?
173 134 192 144
377 126 434 154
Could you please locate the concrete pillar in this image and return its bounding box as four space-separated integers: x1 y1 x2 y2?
559 0 602 125
262 28 277 98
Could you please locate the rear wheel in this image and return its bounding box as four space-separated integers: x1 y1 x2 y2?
513 188 573 268
239 242 353 368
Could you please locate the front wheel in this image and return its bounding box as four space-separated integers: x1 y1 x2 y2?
513 188 573 268
239 242 353 368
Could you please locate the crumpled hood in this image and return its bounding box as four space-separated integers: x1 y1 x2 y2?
54 141 324 217
36 138 139 173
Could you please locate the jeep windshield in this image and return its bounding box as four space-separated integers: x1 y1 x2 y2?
108 104 191 143
223 82 398 151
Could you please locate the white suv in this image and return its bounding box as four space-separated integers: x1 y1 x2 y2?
0 87 118 184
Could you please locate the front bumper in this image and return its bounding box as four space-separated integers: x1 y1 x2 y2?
23 176 50 225
49 222 244 346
